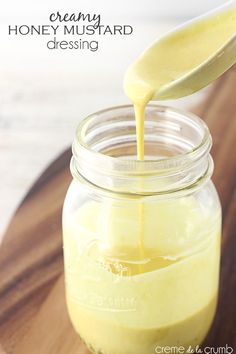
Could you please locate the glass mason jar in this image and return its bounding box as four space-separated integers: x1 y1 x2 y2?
62 105 221 354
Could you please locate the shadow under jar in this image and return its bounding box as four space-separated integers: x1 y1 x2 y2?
62 105 221 354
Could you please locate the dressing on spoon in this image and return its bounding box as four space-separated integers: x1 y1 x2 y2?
124 3 236 160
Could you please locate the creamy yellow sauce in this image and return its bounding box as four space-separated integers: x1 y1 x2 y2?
62 7 236 353
124 7 236 159
64 198 221 353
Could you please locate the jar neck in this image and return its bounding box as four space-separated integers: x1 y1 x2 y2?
71 105 213 196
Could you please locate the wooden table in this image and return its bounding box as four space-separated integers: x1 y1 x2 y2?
0 68 236 353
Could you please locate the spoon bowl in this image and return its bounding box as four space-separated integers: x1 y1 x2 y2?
124 0 236 101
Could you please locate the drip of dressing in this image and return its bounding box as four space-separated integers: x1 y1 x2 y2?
124 5 236 272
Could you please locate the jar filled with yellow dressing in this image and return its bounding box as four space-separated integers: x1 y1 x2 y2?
62 105 221 354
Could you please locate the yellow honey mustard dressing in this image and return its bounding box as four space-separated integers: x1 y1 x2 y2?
64 199 221 353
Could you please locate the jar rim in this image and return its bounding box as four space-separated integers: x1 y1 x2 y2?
76 104 210 166
71 104 213 196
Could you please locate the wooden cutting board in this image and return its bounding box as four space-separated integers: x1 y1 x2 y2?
0 67 236 354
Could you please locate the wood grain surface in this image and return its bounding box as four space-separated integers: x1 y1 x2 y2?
0 67 236 353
